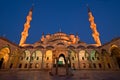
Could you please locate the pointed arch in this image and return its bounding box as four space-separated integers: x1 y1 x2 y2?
79 50 86 59
21 50 31 61
0 46 10 63
43 50 53 69
0 46 10 69
69 49 78 69
110 45 120 56
79 50 89 60
79 50 90 69
45 50 52 59
24 50 31 57
31 50 43 69
32 50 42 60
110 45 120 68
58 54 66 66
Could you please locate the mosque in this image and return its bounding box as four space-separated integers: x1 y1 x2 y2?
0 6 120 76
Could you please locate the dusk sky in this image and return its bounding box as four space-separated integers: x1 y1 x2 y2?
0 0 120 45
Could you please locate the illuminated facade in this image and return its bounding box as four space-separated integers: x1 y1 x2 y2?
0 7 120 76
0 34 120 75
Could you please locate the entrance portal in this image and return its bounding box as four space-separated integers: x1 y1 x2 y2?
57 54 67 75
51 53 72 76
58 54 66 67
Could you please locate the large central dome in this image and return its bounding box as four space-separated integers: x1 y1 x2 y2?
40 32 80 45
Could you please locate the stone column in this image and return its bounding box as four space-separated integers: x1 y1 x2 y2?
66 57 69 75
41 50 45 69
77 50 80 69
55 57 58 75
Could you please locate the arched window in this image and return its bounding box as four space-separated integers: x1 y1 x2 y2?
69 50 76 58
98 63 102 68
23 50 31 61
89 50 100 61
35 50 42 60
35 63 39 68
0 46 10 63
110 45 120 68
18 64 22 68
0 46 10 69
107 63 111 68
32 50 42 61
10 63 13 68
43 50 53 69
24 63 27 68
45 50 52 59
89 50 95 61
93 63 96 68
79 50 88 60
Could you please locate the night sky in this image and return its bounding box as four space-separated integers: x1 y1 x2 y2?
0 0 120 45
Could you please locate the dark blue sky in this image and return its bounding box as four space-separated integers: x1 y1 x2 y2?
0 0 120 45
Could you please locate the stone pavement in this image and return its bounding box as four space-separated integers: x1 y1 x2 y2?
0 69 120 80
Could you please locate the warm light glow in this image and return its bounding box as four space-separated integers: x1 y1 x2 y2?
0 47 10 62
88 12 101 46
59 56 65 64
19 9 33 46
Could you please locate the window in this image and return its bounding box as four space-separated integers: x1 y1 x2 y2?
26 57 29 60
29 63 32 68
46 63 49 68
83 63 86 68
35 63 39 68
10 63 13 68
97 57 100 60
92 57 94 60
99 63 102 68
93 63 96 68
107 63 111 68
89 64 91 68
82 57 84 60
19 64 22 68
37 57 39 60
47 57 49 60
24 64 27 68
72 57 74 60
31 57 33 60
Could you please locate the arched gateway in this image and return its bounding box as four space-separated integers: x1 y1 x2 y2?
51 46 72 76
58 54 66 67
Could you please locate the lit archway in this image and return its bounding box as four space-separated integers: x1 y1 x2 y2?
23 50 31 61
58 54 66 67
43 50 53 69
69 50 78 69
110 45 120 68
0 46 10 69
32 50 42 68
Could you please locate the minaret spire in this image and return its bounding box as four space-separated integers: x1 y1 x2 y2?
87 5 101 46
59 28 61 32
19 6 33 46
59 24 62 32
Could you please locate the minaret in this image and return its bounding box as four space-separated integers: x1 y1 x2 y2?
87 5 101 46
19 7 33 47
